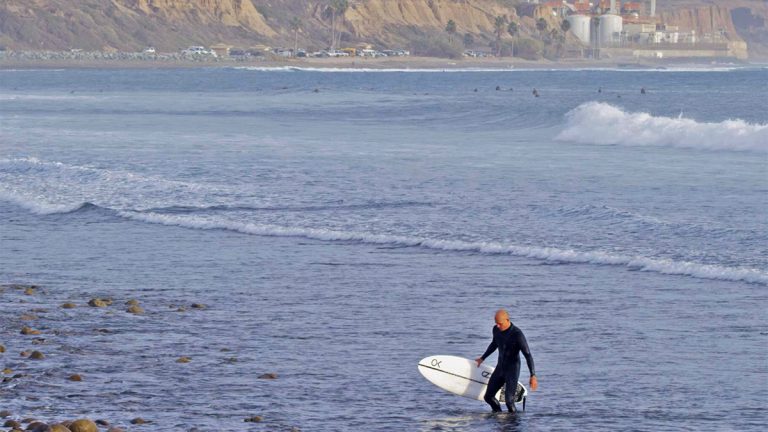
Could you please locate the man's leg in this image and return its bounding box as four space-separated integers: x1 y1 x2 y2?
483 369 505 412
503 365 521 413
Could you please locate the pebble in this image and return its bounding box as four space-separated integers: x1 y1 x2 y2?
2 368 11 374
29 351 45 360
87 298 110 307
129 418 149 425
190 303 206 309
258 373 278 379
68 374 83 382
176 356 191 363
60 303 77 309
4 420 21 428
244 416 263 423
126 305 144 314
21 326 41 335
24 287 36 295
0 344 5 353
50 425 72 432
68 419 98 432
94 420 109 426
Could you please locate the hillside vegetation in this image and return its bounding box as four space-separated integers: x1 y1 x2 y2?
0 0 766 59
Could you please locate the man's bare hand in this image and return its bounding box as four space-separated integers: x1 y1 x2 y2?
474 357 483 367
530 375 538 391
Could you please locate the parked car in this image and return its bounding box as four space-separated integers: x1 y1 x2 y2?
182 46 217 57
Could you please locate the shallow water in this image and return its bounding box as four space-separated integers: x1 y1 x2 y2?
1 67 766 431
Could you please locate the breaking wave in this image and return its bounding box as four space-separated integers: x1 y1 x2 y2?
556 102 768 153
117 211 768 286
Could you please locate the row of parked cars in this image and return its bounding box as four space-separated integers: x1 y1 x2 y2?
175 46 412 59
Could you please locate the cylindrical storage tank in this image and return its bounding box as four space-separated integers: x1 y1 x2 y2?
599 14 623 46
567 15 591 44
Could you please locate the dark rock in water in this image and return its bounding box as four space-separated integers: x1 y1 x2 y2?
4 420 22 428
29 351 45 360
244 416 263 423
2 367 12 374
176 356 191 363
61 303 77 309
32 338 46 345
94 328 111 334
68 419 98 432
0 344 5 353
130 418 150 425
125 299 139 306
0 410 12 418
27 421 51 432
20 350 31 357
94 420 109 426
190 303 206 309
258 373 278 379
21 418 36 424
126 305 144 314
68 374 83 381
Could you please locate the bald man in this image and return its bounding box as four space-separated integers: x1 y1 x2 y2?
475 309 537 413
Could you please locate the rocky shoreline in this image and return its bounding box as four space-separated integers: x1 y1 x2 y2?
0 283 286 432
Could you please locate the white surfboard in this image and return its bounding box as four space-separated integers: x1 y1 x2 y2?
418 355 527 404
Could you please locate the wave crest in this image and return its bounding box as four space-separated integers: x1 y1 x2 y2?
120 211 768 286
556 102 768 153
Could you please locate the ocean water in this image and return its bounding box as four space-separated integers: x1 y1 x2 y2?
0 66 766 431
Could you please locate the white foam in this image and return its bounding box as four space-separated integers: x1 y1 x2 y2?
556 102 768 153
119 211 768 285
0 190 86 215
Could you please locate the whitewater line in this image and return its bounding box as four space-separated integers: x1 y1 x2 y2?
119 211 768 286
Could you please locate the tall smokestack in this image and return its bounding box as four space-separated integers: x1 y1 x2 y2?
610 0 617 14
650 0 656 17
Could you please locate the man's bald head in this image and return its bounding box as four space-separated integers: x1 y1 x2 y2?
494 309 511 331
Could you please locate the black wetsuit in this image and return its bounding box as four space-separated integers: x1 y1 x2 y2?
480 324 535 412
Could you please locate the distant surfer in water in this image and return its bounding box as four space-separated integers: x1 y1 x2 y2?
475 309 537 413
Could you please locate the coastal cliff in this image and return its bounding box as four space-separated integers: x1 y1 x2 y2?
0 0 765 59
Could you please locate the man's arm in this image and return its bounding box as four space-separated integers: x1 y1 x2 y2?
518 330 538 390
474 335 497 367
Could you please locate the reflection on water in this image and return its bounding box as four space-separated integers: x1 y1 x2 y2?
421 411 525 432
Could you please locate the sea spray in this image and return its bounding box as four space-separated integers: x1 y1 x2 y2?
556 102 768 153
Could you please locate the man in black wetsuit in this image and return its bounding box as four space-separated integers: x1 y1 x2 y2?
475 309 537 413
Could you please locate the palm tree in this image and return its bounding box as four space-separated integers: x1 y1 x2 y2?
507 21 519 57
290 17 301 57
327 0 349 50
493 15 508 56
536 18 549 37
446 19 457 43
